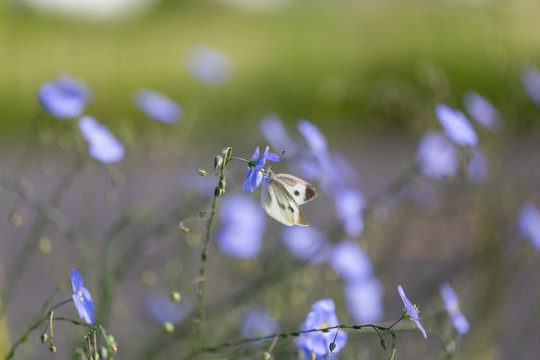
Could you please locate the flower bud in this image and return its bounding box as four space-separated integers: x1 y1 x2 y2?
214 155 223 170
197 169 208 176
41 333 48 343
262 352 272 360
49 346 57 353
170 291 181 302
163 322 175 334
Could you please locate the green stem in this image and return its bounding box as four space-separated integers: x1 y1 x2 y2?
3 283 65 360
195 166 225 348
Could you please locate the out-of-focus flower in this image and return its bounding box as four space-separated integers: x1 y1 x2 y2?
243 146 280 194
259 116 297 156
296 299 347 358
38 74 91 119
345 278 384 324
217 195 266 258
184 44 233 86
397 285 427 338
78 116 125 164
297 119 329 155
522 63 540 107
240 307 280 339
439 282 469 334
463 91 502 132
134 89 182 124
71 268 94 324
333 189 365 237
518 203 540 250
145 294 191 324
416 132 458 180
282 226 329 264
435 104 478 147
329 241 372 283
467 147 488 185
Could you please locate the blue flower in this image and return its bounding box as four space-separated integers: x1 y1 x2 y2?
184 44 233 86
145 294 191 325
463 91 502 132
297 119 329 154
333 189 365 237
467 147 488 185
439 282 469 335
243 146 280 194
71 268 94 324
78 116 125 164
345 277 384 324
416 132 458 180
518 203 540 250
217 195 266 258
38 74 91 119
259 115 297 156
296 299 347 358
134 89 182 124
522 63 540 107
329 241 373 283
239 307 280 339
435 104 478 147
282 226 329 264
397 285 427 338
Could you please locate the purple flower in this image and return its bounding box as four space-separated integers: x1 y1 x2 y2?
145 294 191 325
416 132 458 180
240 307 280 339
217 195 266 258
345 278 384 324
439 282 469 334
243 146 280 194
435 104 478 147
397 285 427 338
297 119 329 154
329 241 372 283
134 89 182 124
282 226 329 264
333 189 365 237
78 116 125 164
463 91 502 132
296 299 347 358
467 147 488 185
71 268 94 324
38 74 91 119
522 63 540 107
259 116 297 156
184 44 233 86
518 203 540 250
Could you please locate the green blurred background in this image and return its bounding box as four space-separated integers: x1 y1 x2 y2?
1 0 539 141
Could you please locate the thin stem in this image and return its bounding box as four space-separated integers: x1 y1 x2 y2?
195 161 225 348
387 316 404 331
3 283 65 360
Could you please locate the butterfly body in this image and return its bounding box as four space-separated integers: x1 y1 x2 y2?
261 169 317 226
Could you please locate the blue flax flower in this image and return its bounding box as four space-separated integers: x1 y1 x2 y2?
296 299 347 359
243 146 280 194
184 44 233 86
240 306 280 339
38 74 91 119
522 63 540 107
518 203 540 250
398 285 427 338
439 282 469 334
435 104 478 147
345 277 384 324
416 132 458 180
282 226 329 264
463 90 502 132
217 195 266 258
333 189 365 237
78 116 125 164
71 268 94 324
329 241 373 283
467 147 488 185
134 89 182 124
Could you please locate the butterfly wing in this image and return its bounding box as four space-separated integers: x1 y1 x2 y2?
261 178 309 226
274 174 317 205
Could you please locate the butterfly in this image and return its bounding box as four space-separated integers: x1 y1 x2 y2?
261 168 317 226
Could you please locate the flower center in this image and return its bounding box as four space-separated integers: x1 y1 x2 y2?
77 290 85 302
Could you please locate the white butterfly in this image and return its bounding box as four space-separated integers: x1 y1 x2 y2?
261 169 317 226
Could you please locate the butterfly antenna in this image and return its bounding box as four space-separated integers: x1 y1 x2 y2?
279 150 286 161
